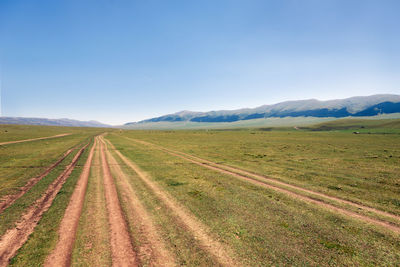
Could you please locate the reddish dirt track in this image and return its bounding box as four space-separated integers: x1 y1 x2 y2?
186 157 400 233
0 146 77 214
44 138 97 267
104 138 238 267
0 143 87 267
122 136 400 234
178 152 400 222
103 137 176 267
99 139 138 267
0 133 71 146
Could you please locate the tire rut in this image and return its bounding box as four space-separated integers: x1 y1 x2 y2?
71 137 111 266
0 143 88 267
0 133 72 146
101 137 176 267
0 145 79 214
99 138 138 267
122 136 400 234
44 137 97 267
104 138 239 267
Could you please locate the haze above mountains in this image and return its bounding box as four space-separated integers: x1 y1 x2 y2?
1 94 400 128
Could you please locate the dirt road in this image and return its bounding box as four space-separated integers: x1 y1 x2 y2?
0 146 76 214
99 139 138 267
104 138 239 267
121 136 400 234
0 133 71 146
0 143 87 267
71 136 111 266
102 137 175 266
44 138 96 267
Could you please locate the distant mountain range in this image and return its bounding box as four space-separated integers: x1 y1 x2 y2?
0 117 110 128
125 94 400 126
2 94 399 129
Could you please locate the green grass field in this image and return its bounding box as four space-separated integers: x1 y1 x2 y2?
9 139 95 266
104 120 400 265
0 125 102 199
0 124 100 143
0 122 399 266
302 117 400 132
116 119 400 217
105 133 400 265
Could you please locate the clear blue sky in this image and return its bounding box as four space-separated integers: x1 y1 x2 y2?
1 0 399 125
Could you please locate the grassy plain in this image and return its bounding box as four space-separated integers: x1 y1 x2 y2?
0 124 98 143
105 121 400 265
0 149 79 237
303 117 400 132
72 140 112 266
0 125 102 199
0 125 103 265
115 119 400 217
1 121 399 266
9 139 95 266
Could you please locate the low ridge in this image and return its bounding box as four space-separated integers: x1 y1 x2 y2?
126 94 400 125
